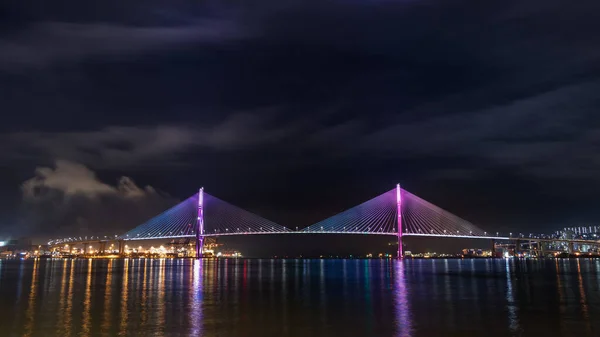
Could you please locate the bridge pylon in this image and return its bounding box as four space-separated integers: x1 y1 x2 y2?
396 183 403 259
196 187 204 259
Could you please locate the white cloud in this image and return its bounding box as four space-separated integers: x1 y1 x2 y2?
17 160 177 237
22 160 155 199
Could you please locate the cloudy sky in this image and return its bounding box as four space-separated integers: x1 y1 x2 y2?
1 0 600 239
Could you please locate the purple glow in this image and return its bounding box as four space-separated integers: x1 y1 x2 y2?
301 189 397 233
394 262 413 336
397 183 403 258
196 187 205 258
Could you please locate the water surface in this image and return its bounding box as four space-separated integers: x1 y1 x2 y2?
0 258 598 336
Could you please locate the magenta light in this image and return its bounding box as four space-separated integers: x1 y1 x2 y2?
396 183 403 258
196 187 205 258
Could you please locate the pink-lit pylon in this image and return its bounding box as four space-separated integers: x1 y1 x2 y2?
195 187 204 259
397 183 403 258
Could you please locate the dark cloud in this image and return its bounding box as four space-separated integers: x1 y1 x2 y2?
1 0 600 237
351 80 600 180
0 20 248 71
1 112 299 168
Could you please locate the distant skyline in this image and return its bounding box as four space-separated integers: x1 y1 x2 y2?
2 0 600 238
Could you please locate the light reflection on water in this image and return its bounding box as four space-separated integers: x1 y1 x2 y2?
0 258 599 336
505 259 520 335
395 261 412 337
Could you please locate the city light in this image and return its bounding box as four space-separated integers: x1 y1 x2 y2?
23 186 600 262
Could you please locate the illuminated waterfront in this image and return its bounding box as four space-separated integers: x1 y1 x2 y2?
0 258 599 336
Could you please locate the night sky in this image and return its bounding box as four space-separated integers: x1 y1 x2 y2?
2 0 600 246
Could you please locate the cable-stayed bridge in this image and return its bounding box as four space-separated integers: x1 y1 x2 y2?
121 191 292 239
48 185 600 257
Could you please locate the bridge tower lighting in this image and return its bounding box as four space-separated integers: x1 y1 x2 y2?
397 183 403 258
196 187 205 259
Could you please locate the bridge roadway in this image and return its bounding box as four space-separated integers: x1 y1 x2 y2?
48 232 600 256
44 185 600 256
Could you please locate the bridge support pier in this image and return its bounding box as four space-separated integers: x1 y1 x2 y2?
118 240 124 255
196 237 204 258
491 240 496 257
99 242 106 255
568 241 574 254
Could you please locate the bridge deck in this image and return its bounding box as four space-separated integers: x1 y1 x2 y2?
49 232 600 246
